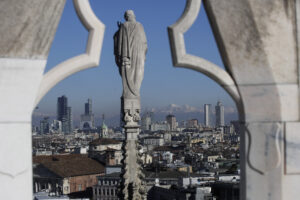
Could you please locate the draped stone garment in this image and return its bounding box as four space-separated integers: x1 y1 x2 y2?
114 21 147 98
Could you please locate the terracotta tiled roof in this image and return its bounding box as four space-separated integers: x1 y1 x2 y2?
33 154 104 178
89 138 122 145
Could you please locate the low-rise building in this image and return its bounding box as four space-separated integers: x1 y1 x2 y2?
150 122 170 132
33 154 105 195
88 138 123 166
89 138 122 154
148 185 214 200
143 136 164 147
92 173 120 200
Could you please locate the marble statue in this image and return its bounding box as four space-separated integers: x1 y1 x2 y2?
114 10 147 99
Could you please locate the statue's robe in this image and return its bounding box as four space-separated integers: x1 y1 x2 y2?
114 20 147 97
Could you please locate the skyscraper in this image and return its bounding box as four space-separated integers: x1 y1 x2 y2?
57 95 73 134
215 101 225 127
80 98 95 130
204 104 212 127
141 112 152 131
85 98 92 115
166 114 177 131
67 106 73 133
39 117 50 134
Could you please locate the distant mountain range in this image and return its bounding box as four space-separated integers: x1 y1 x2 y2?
32 104 238 128
143 104 238 125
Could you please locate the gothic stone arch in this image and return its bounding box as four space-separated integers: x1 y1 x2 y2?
168 0 300 200
0 0 299 200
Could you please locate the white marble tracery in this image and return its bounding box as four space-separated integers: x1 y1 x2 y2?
168 0 241 107
35 0 105 105
168 0 300 199
0 0 299 200
0 0 105 199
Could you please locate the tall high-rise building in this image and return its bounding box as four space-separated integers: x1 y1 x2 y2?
204 104 212 127
215 101 225 127
39 117 50 134
80 99 95 130
67 106 73 133
166 114 177 131
141 112 152 131
57 95 73 134
85 98 92 115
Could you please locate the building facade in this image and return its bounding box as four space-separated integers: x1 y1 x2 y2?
166 114 177 131
141 112 152 131
204 104 212 128
150 122 170 132
57 95 73 134
80 99 95 130
187 119 198 128
92 173 120 200
33 155 105 195
40 117 50 134
215 101 225 127
88 138 123 165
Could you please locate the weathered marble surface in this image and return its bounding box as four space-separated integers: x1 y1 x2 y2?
0 59 46 200
0 0 106 200
116 10 147 200
285 122 300 174
238 84 299 122
246 122 282 174
0 123 32 200
204 0 297 85
0 59 46 122
168 0 300 199
203 1 299 199
0 0 66 59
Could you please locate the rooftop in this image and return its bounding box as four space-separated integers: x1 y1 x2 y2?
144 170 205 179
33 154 105 178
89 138 122 145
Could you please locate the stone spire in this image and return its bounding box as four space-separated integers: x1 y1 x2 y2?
113 10 147 200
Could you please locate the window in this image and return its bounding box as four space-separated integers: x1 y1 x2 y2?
78 184 82 191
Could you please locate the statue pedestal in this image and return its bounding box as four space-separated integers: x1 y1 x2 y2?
120 97 146 200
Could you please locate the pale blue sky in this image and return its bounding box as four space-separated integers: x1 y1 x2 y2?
36 0 236 119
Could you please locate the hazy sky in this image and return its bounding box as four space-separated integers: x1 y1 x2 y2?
35 0 236 119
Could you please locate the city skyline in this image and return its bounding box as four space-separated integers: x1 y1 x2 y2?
34 0 237 119
33 95 237 128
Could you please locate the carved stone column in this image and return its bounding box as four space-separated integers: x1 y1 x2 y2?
0 1 66 199
0 0 105 199
120 97 146 200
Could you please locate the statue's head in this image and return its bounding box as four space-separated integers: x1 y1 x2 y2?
124 10 136 21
